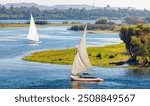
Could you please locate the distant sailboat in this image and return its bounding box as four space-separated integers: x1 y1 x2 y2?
27 14 41 44
71 25 104 82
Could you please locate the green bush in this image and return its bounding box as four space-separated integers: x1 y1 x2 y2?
109 54 115 58
119 24 150 64
27 20 48 24
95 18 108 24
96 53 101 59
69 24 116 31
124 16 148 25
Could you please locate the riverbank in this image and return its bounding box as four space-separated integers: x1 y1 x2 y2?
87 30 119 34
0 23 81 27
23 43 150 69
0 23 29 27
23 43 130 67
0 23 119 34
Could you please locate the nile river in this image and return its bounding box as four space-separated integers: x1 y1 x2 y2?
0 26 150 89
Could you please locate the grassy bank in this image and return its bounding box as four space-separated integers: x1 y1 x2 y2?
87 30 119 34
23 43 130 67
0 23 81 28
0 23 119 34
0 23 29 27
69 24 121 33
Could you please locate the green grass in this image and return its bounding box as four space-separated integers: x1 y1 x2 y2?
23 43 130 67
0 23 119 34
0 23 82 28
0 23 29 27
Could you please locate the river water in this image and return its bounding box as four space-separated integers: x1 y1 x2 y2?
0 26 150 89
0 19 123 24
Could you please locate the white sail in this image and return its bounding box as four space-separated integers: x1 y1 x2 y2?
71 25 92 75
27 14 39 42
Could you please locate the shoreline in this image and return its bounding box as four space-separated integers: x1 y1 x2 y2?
22 43 150 69
0 23 81 27
87 30 119 34
0 23 118 34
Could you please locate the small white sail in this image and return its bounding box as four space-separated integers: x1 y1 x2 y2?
27 14 39 42
71 25 92 75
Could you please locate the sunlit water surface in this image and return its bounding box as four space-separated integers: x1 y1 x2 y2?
0 26 150 89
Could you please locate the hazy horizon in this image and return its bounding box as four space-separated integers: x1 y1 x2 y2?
0 0 150 10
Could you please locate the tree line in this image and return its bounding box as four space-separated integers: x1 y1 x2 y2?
69 18 117 31
1 5 150 19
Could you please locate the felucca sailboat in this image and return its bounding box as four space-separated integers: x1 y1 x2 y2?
71 25 104 82
27 14 41 44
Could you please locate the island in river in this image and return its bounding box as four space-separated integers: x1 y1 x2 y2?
0 23 119 34
0 22 150 89
23 43 150 69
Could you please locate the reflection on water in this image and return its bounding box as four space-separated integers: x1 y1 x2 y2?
0 26 150 89
71 81 85 89
70 68 150 89
127 69 150 75
71 81 103 89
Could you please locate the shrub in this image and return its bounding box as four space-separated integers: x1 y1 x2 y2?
58 58 63 61
95 18 108 24
108 21 116 25
96 53 101 59
109 54 115 58
88 53 91 56
69 24 116 31
63 21 68 24
124 16 148 25
27 20 48 24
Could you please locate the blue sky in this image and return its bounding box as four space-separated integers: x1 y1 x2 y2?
0 0 150 10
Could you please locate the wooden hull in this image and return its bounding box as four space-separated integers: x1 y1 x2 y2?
71 76 104 82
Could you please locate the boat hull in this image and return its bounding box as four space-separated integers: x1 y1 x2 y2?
32 41 41 44
26 40 41 44
71 75 104 82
